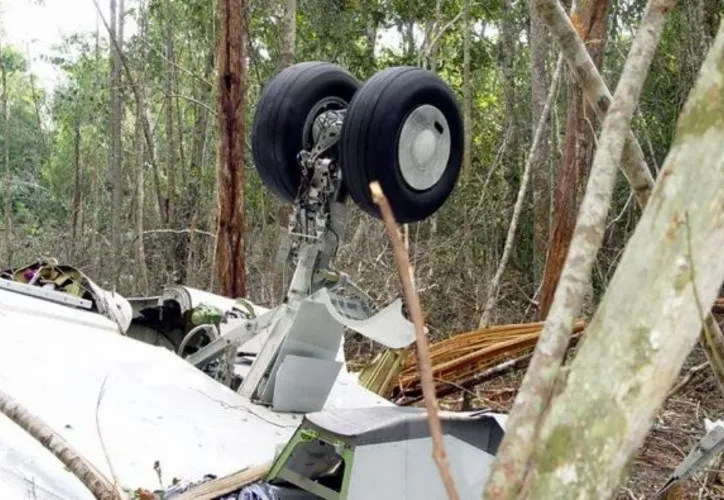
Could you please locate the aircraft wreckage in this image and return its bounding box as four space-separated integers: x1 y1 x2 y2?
1 60 722 500
0 63 507 499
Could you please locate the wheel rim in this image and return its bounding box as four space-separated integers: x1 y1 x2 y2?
302 96 348 150
397 104 451 191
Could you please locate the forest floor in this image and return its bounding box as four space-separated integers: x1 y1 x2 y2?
431 345 724 499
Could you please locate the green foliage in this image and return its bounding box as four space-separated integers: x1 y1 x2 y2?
0 0 711 329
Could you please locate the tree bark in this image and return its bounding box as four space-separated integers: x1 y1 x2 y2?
429 0 443 72
134 0 150 295
280 0 296 68
462 0 472 182
500 0 519 195
181 48 215 285
70 118 83 262
530 0 551 282
484 2 677 498
371 182 460 500
526 20 724 497
535 0 656 207
109 0 123 288
539 0 612 319
0 388 120 499
215 0 246 298
479 56 564 328
1 36 10 266
531 0 724 401
164 0 177 228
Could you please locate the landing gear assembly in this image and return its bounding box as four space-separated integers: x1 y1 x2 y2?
178 62 464 408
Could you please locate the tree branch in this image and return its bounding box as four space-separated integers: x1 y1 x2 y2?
370 181 460 500
479 54 564 328
484 2 677 497
534 0 656 207
524 13 724 499
0 388 121 499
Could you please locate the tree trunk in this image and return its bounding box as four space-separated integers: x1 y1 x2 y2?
539 0 612 319
164 0 177 228
462 0 472 182
483 2 677 498
109 0 123 288
274 0 297 296
479 56 564 329
280 0 296 68
0 388 120 499
134 0 150 295
532 0 656 207
1 36 10 266
527 20 724 497
181 48 215 285
70 118 82 262
500 0 519 191
530 0 551 282
429 0 443 72
529 2 724 398
215 0 246 298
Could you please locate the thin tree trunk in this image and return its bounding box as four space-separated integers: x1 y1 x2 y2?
371 182 460 500
526 21 724 497
134 0 150 295
1 36 10 266
483 2 676 498
109 0 123 288
182 48 215 285
164 0 176 228
429 0 443 72
274 0 297 296
280 0 296 68
91 0 163 229
26 45 48 161
364 7 377 77
530 0 551 283
462 0 472 182
532 0 724 395
533 0 656 206
479 56 564 329
404 20 415 60
0 388 120 499
216 0 246 298
70 119 82 261
539 0 612 319
500 0 518 189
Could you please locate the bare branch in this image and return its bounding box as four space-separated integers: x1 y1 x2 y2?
137 228 217 239
0 388 121 499
522 13 724 499
484 1 677 497
535 0 656 207
479 54 564 328
370 181 460 500
667 361 709 398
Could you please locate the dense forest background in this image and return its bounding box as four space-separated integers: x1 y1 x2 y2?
0 0 720 337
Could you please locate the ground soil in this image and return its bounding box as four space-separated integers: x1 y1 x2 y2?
439 345 724 499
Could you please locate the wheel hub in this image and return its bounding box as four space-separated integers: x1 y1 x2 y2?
397 104 451 191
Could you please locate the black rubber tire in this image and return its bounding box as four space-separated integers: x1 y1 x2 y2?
339 67 463 223
251 62 361 203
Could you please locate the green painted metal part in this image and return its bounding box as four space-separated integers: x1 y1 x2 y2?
267 425 356 499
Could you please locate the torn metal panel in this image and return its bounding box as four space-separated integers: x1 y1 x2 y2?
273 355 343 413
655 421 724 497
309 288 415 349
